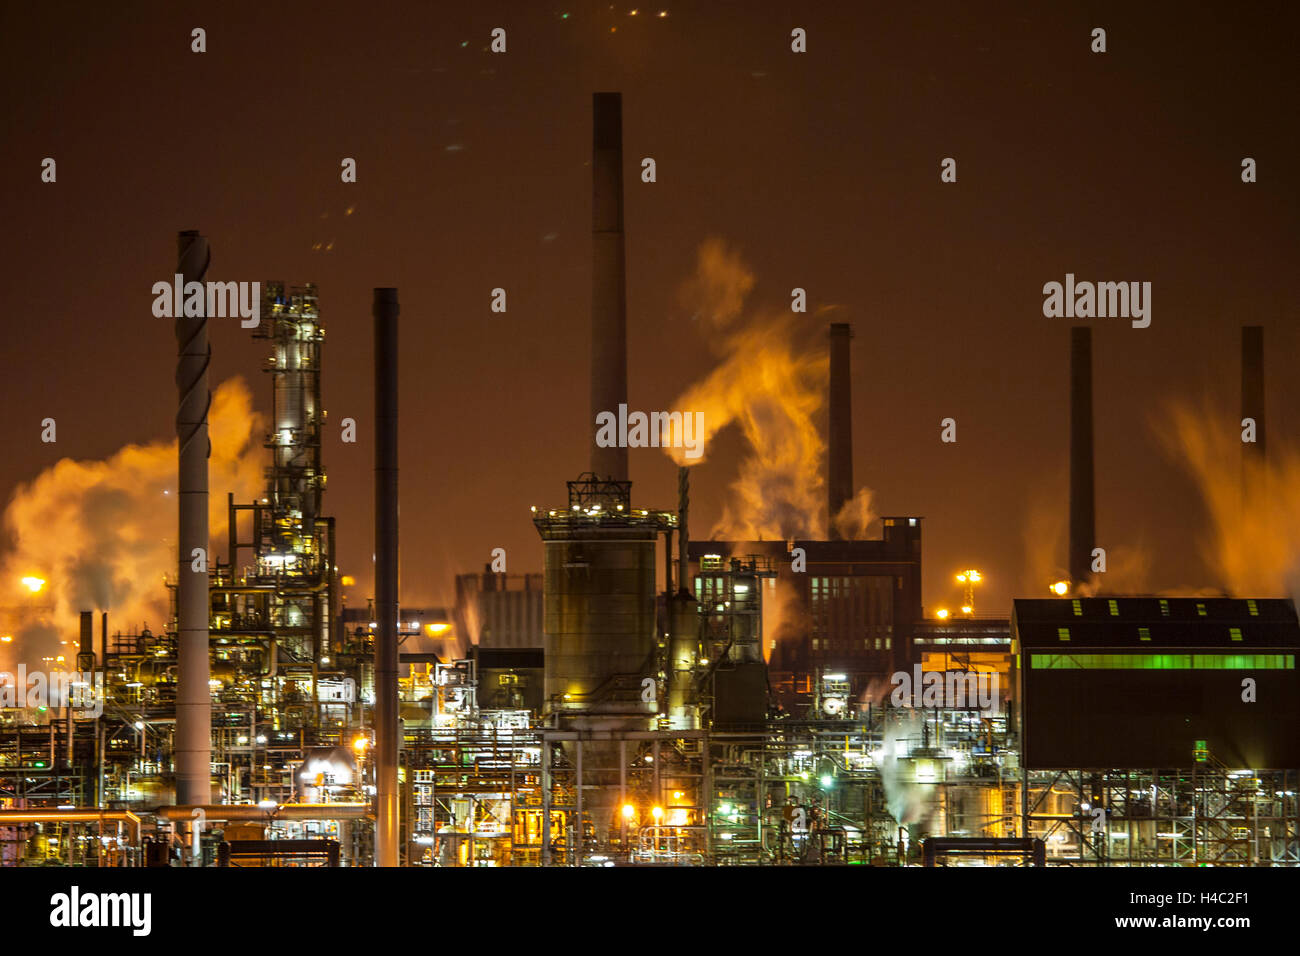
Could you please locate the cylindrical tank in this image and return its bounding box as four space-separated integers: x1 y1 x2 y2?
542 530 657 718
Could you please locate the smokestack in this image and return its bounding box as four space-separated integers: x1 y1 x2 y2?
1069 326 1095 588
590 92 629 481
373 287 400 867
174 229 211 810
1242 325 1265 467
77 611 93 669
828 323 853 537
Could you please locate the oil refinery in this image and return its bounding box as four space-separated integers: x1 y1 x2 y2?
0 89 1296 872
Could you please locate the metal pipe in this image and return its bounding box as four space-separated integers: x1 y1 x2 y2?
175 230 213 815
677 466 689 594
1068 326 1094 588
0 809 142 843
590 92 629 481
828 323 853 537
373 287 400 867
156 803 372 822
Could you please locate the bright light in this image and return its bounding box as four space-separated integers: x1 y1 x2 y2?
651 806 663 820
341 575 355 586
257 799 277 811
1050 580 1070 596
0 635 11 643
21 576 44 593
936 609 950 620
961 606 972 615
353 735 370 752
956 574 966 583
621 804 635 819
427 622 451 635
820 775 834 788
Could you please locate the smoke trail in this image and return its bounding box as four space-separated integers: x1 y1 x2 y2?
1160 399 1300 596
875 712 929 826
666 239 865 541
0 379 265 670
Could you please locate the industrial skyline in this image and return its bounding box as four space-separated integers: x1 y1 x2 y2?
2 3 1298 628
0 0 1297 883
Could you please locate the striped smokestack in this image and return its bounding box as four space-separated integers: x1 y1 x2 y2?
1069 326 1095 588
828 323 853 537
590 92 629 481
174 229 212 812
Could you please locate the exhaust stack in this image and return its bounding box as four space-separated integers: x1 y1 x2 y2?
590 92 629 482
1242 325 1265 467
174 229 212 811
828 323 853 537
1069 326 1095 588
373 288 400 867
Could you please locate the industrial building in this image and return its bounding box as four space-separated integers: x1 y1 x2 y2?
0 96 1296 869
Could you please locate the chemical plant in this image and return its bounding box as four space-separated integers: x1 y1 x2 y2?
0 94 1295 868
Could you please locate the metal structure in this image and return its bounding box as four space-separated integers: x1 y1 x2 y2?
373 287 400 867
1068 326 1095 589
174 230 212 813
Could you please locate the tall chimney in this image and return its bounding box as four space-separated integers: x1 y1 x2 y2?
828 323 853 537
77 611 94 669
1242 325 1265 468
590 92 629 481
174 229 211 811
1069 326 1095 588
373 287 400 867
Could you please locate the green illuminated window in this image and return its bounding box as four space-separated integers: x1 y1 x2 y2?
1108 599 1119 616
1138 627 1151 641
1072 600 1082 617
1247 599 1259 617
1196 603 1207 617
1159 599 1170 617
1057 627 1070 642
1229 627 1242 642
1030 653 1294 670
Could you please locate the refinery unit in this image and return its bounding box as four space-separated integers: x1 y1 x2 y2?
0 94 1297 868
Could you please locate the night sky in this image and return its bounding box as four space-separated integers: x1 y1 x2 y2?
2 1 1298 623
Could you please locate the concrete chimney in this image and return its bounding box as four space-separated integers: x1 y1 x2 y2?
174 229 212 811
828 323 853 537
1069 326 1095 588
590 92 629 481
373 287 400 867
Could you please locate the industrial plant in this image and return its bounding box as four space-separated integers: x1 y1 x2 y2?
0 92 1295 870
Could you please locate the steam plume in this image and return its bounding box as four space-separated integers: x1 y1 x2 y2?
666 240 872 541
1161 400 1300 596
0 379 265 669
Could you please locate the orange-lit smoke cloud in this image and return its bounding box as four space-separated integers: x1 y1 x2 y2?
1161 400 1300 597
664 240 872 541
0 379 265 669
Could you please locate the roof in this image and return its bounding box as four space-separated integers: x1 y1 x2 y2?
1012 597 1300 649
